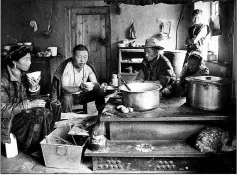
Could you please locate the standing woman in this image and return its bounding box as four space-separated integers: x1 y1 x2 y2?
184 9 210 63
1 46 60 153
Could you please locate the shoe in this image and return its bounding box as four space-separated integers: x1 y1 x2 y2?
30 150 43 159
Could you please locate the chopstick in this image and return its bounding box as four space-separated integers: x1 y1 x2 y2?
117 75 131 91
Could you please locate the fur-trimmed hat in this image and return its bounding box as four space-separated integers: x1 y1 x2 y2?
188 50 203 61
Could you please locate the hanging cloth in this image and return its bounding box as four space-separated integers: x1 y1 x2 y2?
128 22 137 39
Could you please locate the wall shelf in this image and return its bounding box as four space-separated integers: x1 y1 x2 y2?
118 48 144 84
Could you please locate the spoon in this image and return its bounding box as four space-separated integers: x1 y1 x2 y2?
117 75 131 91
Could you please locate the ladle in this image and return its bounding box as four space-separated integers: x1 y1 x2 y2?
117 75 131 91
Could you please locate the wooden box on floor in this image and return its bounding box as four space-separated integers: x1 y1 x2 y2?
40 126 88 170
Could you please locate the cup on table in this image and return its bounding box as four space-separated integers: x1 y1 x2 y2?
47 47 57 56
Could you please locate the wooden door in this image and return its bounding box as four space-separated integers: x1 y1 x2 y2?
65 7 111 81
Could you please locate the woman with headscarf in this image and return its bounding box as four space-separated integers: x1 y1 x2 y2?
1 45 61 155
177 50 209 96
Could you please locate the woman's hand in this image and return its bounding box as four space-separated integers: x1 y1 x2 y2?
187 38 195 45
80 82 94 92
28 75 41 91
29 99 46 108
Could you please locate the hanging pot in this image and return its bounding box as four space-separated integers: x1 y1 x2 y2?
119 82 162 111
186 76 232 111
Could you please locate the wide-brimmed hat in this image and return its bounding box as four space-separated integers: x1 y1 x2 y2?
144 38 164 50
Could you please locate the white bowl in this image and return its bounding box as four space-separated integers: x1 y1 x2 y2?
26 71 41 81
24 42 32 46
131 58 143 63
4 46 11 51
118 43 126 47
81 82 94 91
106 85 116 91
17 43 23 46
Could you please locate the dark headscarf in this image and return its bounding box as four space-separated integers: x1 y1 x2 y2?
4 45 31 68
187 50 204 66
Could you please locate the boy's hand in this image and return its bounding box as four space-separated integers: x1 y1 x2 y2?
80 82 94 92
187 38 195 44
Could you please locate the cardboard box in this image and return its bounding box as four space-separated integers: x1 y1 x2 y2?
40 126 88 169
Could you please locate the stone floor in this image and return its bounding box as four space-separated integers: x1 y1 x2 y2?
1 100 103 174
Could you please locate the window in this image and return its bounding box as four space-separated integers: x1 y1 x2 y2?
208 2 220 57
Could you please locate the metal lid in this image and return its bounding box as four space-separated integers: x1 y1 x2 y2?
185 76 232 85
163 50 187 53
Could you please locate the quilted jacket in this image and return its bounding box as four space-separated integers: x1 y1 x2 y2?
1 66 39 143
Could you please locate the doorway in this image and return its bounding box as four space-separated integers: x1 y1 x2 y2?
65 7 111 81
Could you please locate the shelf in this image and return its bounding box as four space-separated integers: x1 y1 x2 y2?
119 48 144 52
120 72 138 76
31 55 63 61
120 61 142 64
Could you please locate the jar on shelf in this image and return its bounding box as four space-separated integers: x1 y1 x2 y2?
110 74 118 86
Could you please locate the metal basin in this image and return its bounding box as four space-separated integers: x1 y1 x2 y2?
119 82 162 111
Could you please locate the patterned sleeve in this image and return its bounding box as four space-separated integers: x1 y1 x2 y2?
1 80 29 119
197 65 209 76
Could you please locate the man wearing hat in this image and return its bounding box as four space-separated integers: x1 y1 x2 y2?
136 38 176 97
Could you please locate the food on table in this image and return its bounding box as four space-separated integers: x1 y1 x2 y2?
117 105 133 113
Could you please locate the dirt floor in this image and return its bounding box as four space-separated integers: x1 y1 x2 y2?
1 151 93 173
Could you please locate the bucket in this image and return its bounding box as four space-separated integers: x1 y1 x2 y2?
48 47 57 56
163 50 186 78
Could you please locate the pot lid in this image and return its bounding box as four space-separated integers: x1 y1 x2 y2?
185 76 232 84
163 50 187 53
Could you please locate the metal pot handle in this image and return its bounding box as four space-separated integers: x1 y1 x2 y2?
56 146 68 156
204 84 209 90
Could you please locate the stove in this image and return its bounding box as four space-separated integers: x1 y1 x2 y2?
85 97 236 173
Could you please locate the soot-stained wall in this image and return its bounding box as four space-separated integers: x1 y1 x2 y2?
1 0 191 75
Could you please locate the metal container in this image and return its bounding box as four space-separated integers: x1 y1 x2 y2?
119 82 162 111
40 126 88 170
163 50 187 78
186 76 232 111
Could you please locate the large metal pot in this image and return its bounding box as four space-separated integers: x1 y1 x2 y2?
186 76 232 111
119 82 162 111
